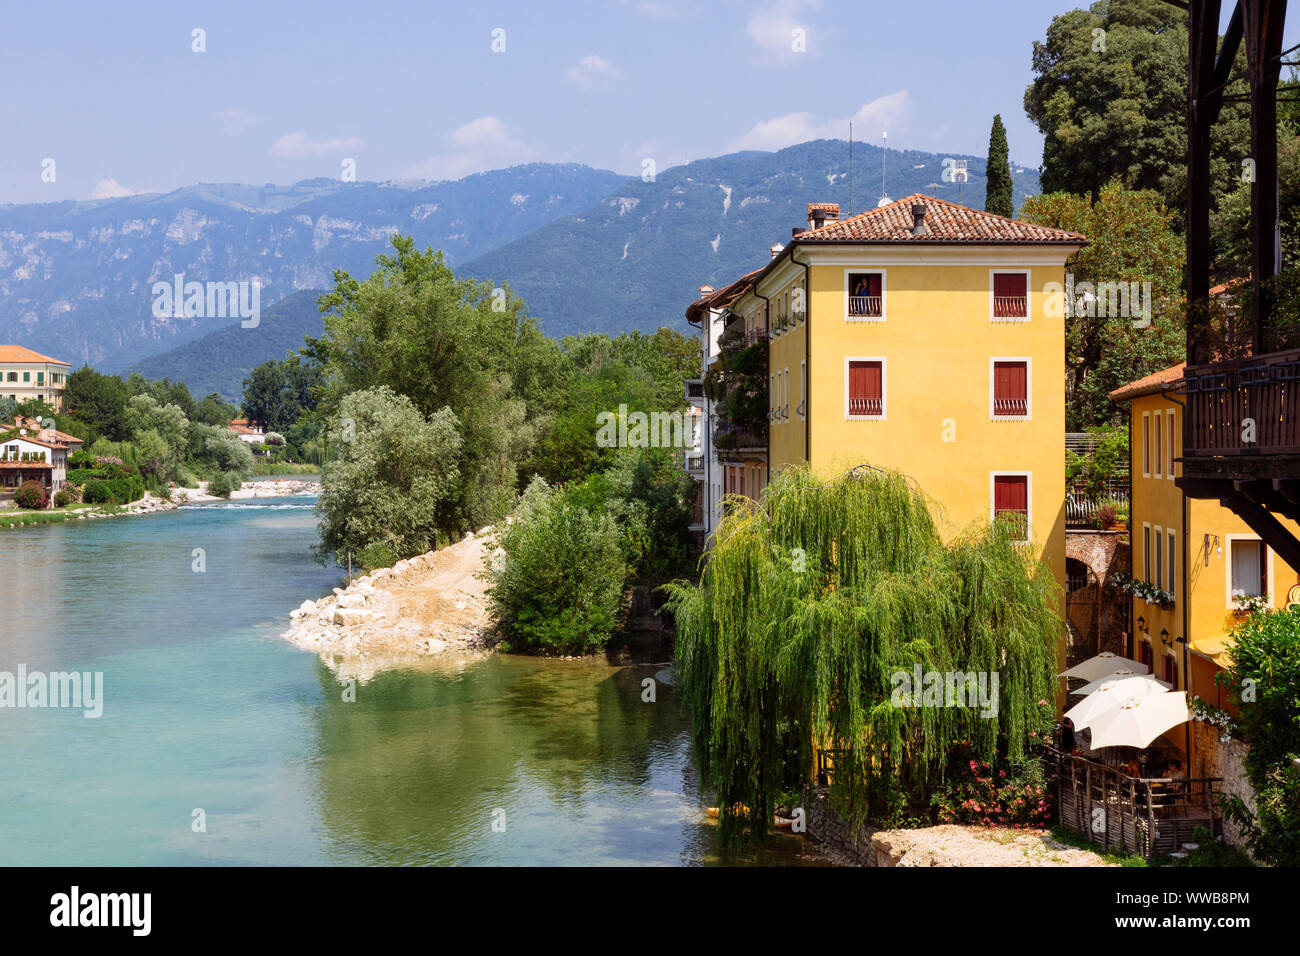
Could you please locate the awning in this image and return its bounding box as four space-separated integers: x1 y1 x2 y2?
1189 635 1234 669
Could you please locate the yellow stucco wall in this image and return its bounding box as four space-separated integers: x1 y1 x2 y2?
1127 391 1300 691
765 259 1066 583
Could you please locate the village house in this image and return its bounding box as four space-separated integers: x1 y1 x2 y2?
0 418 72 504
229 418 265 446
0 345 72 411
684 197 1084 617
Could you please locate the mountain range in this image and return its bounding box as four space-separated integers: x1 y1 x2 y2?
3 141 1041 399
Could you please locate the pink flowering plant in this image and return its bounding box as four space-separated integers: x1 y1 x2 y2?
931 699 1056 828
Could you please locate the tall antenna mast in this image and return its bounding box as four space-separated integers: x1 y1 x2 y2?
877 131 892 207
848 120 853 215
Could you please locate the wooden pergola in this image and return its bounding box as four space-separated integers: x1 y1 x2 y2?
1178 0 1300 571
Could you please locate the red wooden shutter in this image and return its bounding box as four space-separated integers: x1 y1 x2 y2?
849 361 882 415
1154 413 1163 474
1163 655 1177 686
994 475 1027 513
993 273 1028 317
993 361 1027 415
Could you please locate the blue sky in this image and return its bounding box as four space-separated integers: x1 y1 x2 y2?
0 0 1285 204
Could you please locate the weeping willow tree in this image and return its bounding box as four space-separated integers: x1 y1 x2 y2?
663 465 1061 841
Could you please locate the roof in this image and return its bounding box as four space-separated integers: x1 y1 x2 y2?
793 194 1087 244
5 420 83 445
685 267 764 324
0 345 71 366
1107 363 1186 402
1209 276 1249 296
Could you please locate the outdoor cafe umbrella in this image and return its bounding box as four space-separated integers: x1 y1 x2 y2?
1059 652 1149 683
1087 692 1191 750
1074 671 1171 698
1064 675 1172 731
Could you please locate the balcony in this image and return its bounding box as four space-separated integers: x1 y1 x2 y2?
848 295 882 318
992 396 1028 417
1179 346 1300 570
714 423 767 462
993 296 1028 319
847 396 882 417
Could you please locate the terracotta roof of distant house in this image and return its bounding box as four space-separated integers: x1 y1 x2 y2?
4 421 83 445
0 345 71 365
1209 276 1249 296
1108 363 1187 402
685 268 764 323
794 194 1087 244
0 433 69 451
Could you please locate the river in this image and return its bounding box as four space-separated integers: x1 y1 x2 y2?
0 491 824 865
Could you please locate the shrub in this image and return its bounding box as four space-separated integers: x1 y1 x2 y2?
14 480 47 509
81 476 145 505
53 487 77 508
206 471 240 498
485 477 628 655
1217 607 1300 866
356 542 398 573
68 450 97 469
932 738 1054 829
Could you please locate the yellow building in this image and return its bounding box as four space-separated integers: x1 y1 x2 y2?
686 196 1083 597
0 345 72 411
1110 364 1300 712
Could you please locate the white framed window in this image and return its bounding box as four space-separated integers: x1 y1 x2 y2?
1143 523 1152 583
990 471 1032 543
1154 525 1163 589
1141 412 1151 478
1227 536 1272 606
1167 529 1176 600
989 269 1031 322
783 367 790 420
1159 411 1170 481
844 356 886 419
799 360 806 420
989 357 1031 419
844 268 886 321
1166 407 1176 479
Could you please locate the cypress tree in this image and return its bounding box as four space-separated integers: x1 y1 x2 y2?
985 114 1014 217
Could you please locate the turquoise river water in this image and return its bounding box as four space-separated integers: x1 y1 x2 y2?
0 492 823 866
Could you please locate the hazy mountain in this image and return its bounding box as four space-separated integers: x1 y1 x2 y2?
459 140 1041 339
0 164 628 371
127 289 326 402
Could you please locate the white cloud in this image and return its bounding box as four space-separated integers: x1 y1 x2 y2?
270 130 365 159
90 178 134 199
400 116 537 182
218 108 256 137
746 1 819 62
728 91 912 152
566 54 615 88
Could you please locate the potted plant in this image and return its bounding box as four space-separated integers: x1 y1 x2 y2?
1232 593 1269 620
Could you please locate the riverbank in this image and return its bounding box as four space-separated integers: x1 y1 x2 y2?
279 527 498 679
174 477 320 503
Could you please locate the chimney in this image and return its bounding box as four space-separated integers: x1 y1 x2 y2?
910 202 929 236
770 243 784 259
792 227 807 238
698 284 715 297
807 202 840 231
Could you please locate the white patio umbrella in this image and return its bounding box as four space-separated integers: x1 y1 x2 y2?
1087 692 1191 750
1074 671 1171 698
1059 652 1149 682
1064 676 1172 731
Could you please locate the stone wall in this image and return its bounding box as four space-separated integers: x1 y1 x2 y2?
1191 719 1254 852
802 786 877 865
1065 530 1131 662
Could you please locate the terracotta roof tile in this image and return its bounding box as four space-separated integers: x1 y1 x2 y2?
1108 363 1186 402
795 194 1086 244
0 345 71 365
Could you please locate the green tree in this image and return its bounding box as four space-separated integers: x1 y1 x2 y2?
125 394 190 455
305 235 558 534
1218 608 1300 866
1019 183 1185 427
313 385 463 566
985 114 1014 217
63 367 132 441
1025 0 1250 215
484 477 628 655
241 355 322 433
663 466 1060 842
194 393 238 427
190 423 255 475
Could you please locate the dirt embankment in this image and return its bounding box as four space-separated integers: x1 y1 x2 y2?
279 528 499 680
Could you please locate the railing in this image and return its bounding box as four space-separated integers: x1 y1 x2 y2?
993 397 1028 417
1066 487 1130 528
684 454 704 473
993 296 1028 318
848 396 882 417
993 508 1029 539
1183 347 1300 456
714 424 768 455
1050 749 1221 858
848 295 882 317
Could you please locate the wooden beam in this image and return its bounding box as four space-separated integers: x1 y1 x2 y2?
1188 0 1225 365
1243 0 1289 353
1220 488 1300 569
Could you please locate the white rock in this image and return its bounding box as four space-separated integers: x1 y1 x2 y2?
337 592 367 609
394 560 410 573
297 600 317 615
